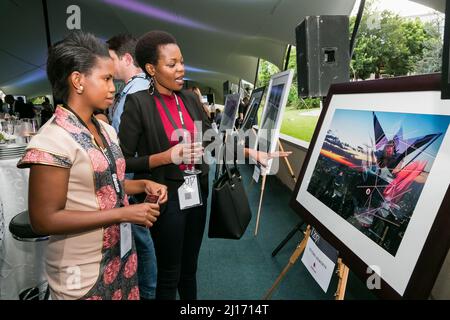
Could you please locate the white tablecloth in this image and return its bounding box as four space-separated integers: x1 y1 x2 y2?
0 157 46 300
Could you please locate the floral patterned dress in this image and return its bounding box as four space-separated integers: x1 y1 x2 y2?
18 106 139 300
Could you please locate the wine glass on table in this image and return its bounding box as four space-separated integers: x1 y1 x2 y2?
21 119 35 143
29 119 38 136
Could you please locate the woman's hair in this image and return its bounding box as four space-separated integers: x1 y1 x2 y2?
135 31 177 78
46 31 110 103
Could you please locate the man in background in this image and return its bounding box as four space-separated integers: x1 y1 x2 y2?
4 95 16 115
107 33 156 300
41 97 54 125
107 33 150 132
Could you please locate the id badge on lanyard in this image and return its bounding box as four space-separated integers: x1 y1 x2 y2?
178 174 202 210
113 174 131 259
100 143 131 259
155 93 202 210
120 223 132 258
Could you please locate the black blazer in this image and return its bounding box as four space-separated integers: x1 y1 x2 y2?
118 89 212 201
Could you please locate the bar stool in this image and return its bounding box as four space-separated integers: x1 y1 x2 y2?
9 210 50 300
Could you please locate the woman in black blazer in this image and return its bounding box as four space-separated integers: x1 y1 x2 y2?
118 31 213 300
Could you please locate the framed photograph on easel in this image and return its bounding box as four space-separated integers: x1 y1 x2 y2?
220 93 240 132
254 69 294 174
241 86 266 131
290 74 450 299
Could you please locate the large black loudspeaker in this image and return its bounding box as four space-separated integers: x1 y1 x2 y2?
296 15 350 97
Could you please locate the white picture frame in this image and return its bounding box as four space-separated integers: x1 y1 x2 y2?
220 93 240 132
291 75 450 299
241 86 265 131
254 69 294 174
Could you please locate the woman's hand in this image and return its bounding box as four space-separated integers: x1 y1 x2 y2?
166 143 184 164
121 203 160 228
166 143 204 165
246 148 292 168
143 180 168 204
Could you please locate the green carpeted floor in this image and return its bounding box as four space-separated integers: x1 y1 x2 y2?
197 164 377 300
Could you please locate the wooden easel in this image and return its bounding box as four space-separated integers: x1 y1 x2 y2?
335 258 350 300
254 139 297 236
263 225 350 300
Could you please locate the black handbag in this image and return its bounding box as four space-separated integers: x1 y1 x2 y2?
208 145 252 239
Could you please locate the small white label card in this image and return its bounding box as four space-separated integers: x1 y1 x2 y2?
301 228 338 292
178 174 202 210
252 165 261 183
120 222 132 259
